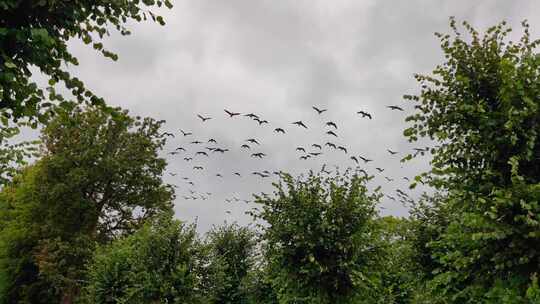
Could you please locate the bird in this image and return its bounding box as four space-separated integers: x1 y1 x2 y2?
213 148 229 153
180 129 192 136
326 121 337 129
386 195 397 201
162 132 175 138
350 156 359 164
312 144 322 150
359 156 373 163
208 139 217 143
205 147 216 151
168 151 179 155
300 155 310 160
375 167 384 173
169 173 178 176
225 210 232 214
183 157 193 161
337 146 347 153
193 166 204 170
357 110 372 119
403 177 410 181
195 151 208 157
251 152 266 158
197 114 211 122
274 128 285 134
224 109 241 117
312 106 327 114
326 130 338 137
241 144 250 149
387 149 398 155
387 105 404 111
296 147 306 153
254 118 269 125
325 142 337 149
292 121 308 129
246 138 260 145
175 147 186 151
216 174 223 178
234 172 241 177
309 152 322 156
244 113 259 119
385 176 394 182
191 140 203 144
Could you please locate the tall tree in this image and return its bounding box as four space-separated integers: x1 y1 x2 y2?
253 170 385 304
0 106 173 303
404 18 540 302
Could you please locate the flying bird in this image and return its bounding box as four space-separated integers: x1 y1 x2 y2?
180 129 192 136
296 147 306 153
224 109 241 117
300 155 311 160
350 156 359 164
254 118 269 125
251 152 266 158
387 149 398 155
175 147 186 151
193 166 204 170
359 156 373 163
208 138 217 143
387 105 404 111
195 151 208 157
244 113 259 119
326 121 337 129
325 142 337 149
326 130 338 137
312 106 327 114
162 132 175 138
385 176 394 182
168 151 179 155
213 148 229 153
274 128 285 134
312 144 322 150
309 152 322 156
357 110 372 119
191 140 203 144
216 174 223 178
375 167 385 173
197 114 211 122
234 172 241 177
246 138 260 145
169 173 178 177
292 121 308 129
183 157 193 161
337 146 348 153
241 144 250 149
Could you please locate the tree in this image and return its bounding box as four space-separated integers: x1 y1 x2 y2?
0 0 172 124
82 214 203 304
202 223 257 304
404 18 540 302
253 170 385 304
0 106 173 303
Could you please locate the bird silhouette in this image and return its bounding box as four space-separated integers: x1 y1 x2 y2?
205 147 216 151
193 166 204 170
375 167 384 173
357 110 372 119
312 106 327 114
224 109 241 117
233 172 241 177
359 156 373 163
326 121 337 129
246 138 260 145
274 128 285 134
216 174 223 178
292 121 308 129
168 151 179 155
197 114 211 122
300 155 310 160
387 105 404 111
350 156 359 164
251 152 266 158
196 151 209 157
183 157 193 161
296 147 306 153
188 181 195 186
208 138 217 143
244 113 259 119
337 146 347 153
387 149 398 155
326 130 338 137
213 148 229 153
403 177 410 181
386 195 397 201
175 147 186 151
180 129 192 136
162 132 175 137
385 176 394 182
325 142 337 149
169 173 178 176
312 144 322 150
241 144 250 149
254 118 269 125
191 140 203 144
309 152 322 156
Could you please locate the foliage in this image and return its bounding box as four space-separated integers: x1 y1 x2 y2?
82 214 202 304
404 18 540 303
202 223 257 304
0 106 173 303
0 0 172 125
253 170 385 304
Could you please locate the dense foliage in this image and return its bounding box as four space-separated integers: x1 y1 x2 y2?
0 106 173 303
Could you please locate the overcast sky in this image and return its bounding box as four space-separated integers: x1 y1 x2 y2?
56 1 540 232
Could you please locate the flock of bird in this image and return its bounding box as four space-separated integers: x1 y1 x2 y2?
162 104 430 217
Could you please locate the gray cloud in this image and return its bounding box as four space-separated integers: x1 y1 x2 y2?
45 0 540 231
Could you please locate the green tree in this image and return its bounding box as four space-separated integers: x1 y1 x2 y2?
404 18 540 302
202 223 257 304
254 170 385 304
0 106 173 303
82 214 203 304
